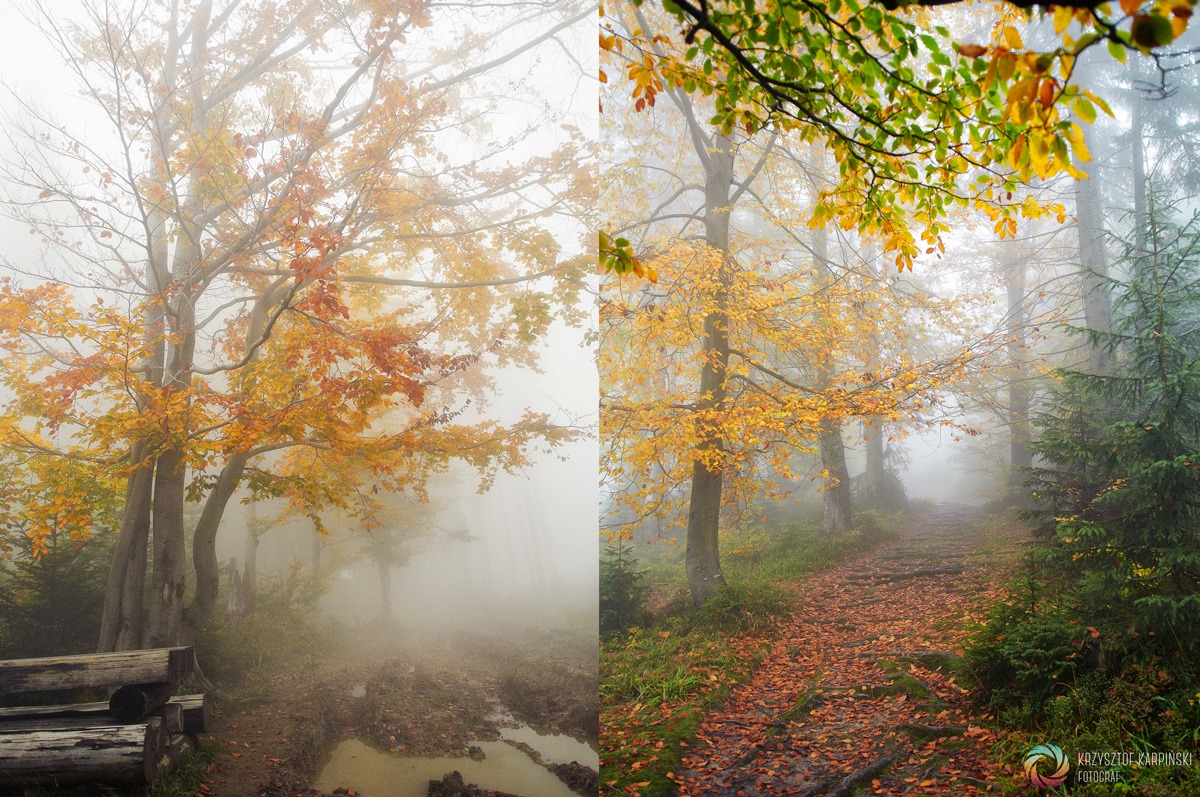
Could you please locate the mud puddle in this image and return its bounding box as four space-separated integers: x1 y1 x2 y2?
498 725 598 768
313 724 590 797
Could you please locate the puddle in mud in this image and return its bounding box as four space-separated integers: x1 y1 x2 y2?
498 725 598 768
313 725 594 797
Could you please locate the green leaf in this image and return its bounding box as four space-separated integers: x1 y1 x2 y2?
1072 96 1096 124
1107 38 1128 63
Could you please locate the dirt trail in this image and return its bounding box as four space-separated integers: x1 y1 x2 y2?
672 504 1022 796
204 626 599 797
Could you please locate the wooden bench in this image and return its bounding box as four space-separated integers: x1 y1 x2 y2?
0 647 210 786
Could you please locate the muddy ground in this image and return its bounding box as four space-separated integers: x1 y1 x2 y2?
204 625 598 797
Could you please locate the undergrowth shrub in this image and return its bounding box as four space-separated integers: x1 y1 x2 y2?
195 564 339 688
970 201 1200 793
599 541 646 636
966 595 1084 709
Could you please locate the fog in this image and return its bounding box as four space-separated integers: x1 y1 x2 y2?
222 322 599 635
0 0 597 631
0 3 601 791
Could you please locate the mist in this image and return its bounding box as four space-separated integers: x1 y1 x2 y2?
0 1 599 795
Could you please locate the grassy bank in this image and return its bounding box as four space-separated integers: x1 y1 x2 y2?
599 510 901 796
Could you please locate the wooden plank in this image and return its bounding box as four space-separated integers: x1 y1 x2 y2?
0 693 208 733
172 693 210 734
0 647 194 694
0 703 180 735
0 718 165 785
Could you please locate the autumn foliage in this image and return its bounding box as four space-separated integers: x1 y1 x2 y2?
0 0 592 649
601 237 978 541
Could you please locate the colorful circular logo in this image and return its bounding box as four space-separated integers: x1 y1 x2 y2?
1024 743 1069 789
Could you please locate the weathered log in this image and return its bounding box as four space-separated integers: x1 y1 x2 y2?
0 718 166 785
0 693 209 733
0 647 195 694
109 681 173 723
0 703 180 736
171 693 210 734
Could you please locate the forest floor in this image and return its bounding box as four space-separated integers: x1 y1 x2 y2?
202 625 598 797
667 504 1028 796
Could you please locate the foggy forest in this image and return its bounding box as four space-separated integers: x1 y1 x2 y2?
600 1 1200 796
1 0 1199 796
0 1 598 796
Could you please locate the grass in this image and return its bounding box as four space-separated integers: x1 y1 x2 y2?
979 669 1200 796
600 509 902 796
148 739 225 797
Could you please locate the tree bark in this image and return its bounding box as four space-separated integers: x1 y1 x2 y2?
181 455 249 645
0 648 194 694
0 721 167 786
1074 125 1112 374
1004 243 1033 493
98 441 154 653
812 225 853 533
146 447 188 649
685 131 735 608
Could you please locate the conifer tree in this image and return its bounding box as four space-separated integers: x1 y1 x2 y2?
1027 194 1200 664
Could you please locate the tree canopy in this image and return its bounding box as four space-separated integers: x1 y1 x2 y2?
601 0 1194 271
0 0 592 650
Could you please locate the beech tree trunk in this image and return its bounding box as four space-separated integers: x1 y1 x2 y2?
685 130 735 608
98 442 153 653
182 455 249 645
1004 244 1033 493
863 418 886 507
812 225 853 533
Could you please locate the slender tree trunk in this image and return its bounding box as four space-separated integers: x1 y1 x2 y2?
1004 244 1033 494
181 454 249 645
863 418 886 507
813 226 853 533
685 131 735 608
242 503 260 615
860 246 888 509
1131 79 1149 270
1074 127 1112 374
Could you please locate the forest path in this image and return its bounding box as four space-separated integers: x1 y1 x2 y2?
672 504 1024 797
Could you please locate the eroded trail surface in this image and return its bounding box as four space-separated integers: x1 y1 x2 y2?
674 504 1021 797
205 626 599 797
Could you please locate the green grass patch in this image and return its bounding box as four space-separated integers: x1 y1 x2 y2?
600 509 903 796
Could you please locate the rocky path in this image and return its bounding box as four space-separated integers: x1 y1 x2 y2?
671 505 1023 796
